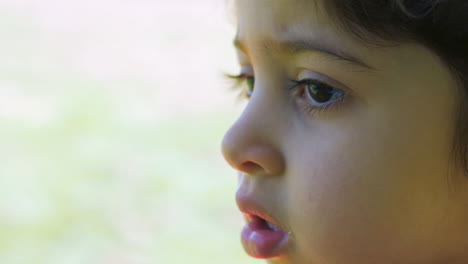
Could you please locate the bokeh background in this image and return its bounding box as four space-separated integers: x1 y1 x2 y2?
0 0 259 263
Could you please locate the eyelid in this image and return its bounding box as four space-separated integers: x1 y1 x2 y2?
239 64 254 74
296 69 351 93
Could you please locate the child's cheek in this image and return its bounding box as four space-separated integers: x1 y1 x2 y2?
285 116 451 263
288 146 387 257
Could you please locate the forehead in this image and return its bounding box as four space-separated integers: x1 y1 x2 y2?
235 0 323 35
234 0 368 60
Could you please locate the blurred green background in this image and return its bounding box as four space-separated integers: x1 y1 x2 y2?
0 0 259 263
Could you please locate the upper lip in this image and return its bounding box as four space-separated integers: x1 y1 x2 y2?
235 193 287 231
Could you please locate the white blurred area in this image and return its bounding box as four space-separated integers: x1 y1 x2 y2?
0 1 256 264
0 0 239 124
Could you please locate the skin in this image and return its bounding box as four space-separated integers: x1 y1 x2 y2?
221 0 468 263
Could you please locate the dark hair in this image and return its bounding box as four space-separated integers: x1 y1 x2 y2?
321 0 468 180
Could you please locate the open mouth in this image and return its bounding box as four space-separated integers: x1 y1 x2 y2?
246 214 284 232
235 194 290 259
241 213 289 259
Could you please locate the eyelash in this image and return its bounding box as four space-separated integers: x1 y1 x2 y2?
226 73 347 116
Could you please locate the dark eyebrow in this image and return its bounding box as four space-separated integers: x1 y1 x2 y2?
233 37 378 73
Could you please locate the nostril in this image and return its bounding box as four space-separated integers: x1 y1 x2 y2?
240 161 263 174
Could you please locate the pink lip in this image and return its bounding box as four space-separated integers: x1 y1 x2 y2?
236 195 290 259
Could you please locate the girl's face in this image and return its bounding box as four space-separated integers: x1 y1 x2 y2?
221 0 468 263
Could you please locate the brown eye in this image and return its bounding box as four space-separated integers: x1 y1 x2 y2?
300 79 344 105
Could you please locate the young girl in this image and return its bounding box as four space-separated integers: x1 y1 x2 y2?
221 0 468 263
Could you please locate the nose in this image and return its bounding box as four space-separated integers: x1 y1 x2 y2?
221 95 286 176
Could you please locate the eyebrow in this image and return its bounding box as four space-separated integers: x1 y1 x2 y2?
233 37 378 72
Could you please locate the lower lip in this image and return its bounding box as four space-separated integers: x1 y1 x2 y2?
241 216 288 259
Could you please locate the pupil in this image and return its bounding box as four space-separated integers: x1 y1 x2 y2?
309 83 333 103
